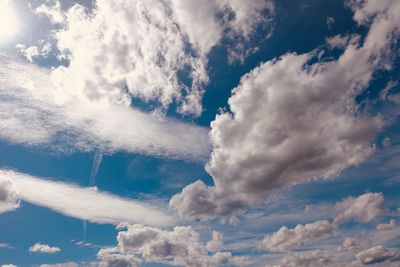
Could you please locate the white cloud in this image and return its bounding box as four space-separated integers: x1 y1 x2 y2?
0 175 20 214
98 224 245 266
337 237 363 252
0 169 175 226
334 193 385 224
356 246 400 265
15 42 52 63
170 0 400 219
33 0 274 116
206 231 224 252
1 265 17 267
259 220 335 252
28 243 60 254
34 0 65 24
0 55 210 161
0 243 13 249
98 247 140 267
377 220 397 231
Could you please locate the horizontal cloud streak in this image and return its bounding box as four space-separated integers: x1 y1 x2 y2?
0 56 210 161
0 169 175 226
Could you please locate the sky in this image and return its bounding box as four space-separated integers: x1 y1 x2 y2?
0 0 399 266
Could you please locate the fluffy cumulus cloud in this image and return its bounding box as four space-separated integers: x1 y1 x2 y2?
0 176 20 214
28 243 61 254
0 56 210 161
356 246 400 265
97 224 245 266
170 0 400 219
34 0 274 116
259 220 335 252
259 192 387 252
334 193 385 224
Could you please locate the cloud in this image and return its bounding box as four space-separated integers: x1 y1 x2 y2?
0 169 175 226
98 248 140 267
0 56 210 161
259 220 335 252
28 243 60 254
337 237 363 252
206 231 224 252
259 192 387 252
97 224 245 266
32 0 274 116
1 265 17 267
34 0 65 24
356 246 400 265
40 263 78 267
377 220 397 231
170 0 400 219
334 193 385 224
267 250 332 267
0 175 20 214
0 243 13 249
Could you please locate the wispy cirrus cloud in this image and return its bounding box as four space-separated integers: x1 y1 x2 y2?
0 169 175 226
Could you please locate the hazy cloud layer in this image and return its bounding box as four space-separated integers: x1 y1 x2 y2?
170 0 400 219
0 169 175 226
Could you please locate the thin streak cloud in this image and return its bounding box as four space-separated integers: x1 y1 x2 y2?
0 169 175 226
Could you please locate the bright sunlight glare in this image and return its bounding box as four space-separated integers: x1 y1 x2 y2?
0 0 19 43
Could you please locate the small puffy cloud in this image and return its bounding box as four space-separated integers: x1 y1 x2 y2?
0 176 20 214
206 231 224 252
268 250 332 267
259 220 335 252
170 0 400 219
28 243 61 254
334 193 385 224
1 265 17 267
356 246 400 265
337 237 363 252
377 220 397 231
98 224 245 266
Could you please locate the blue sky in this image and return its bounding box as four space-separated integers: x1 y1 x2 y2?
0 0 399 266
